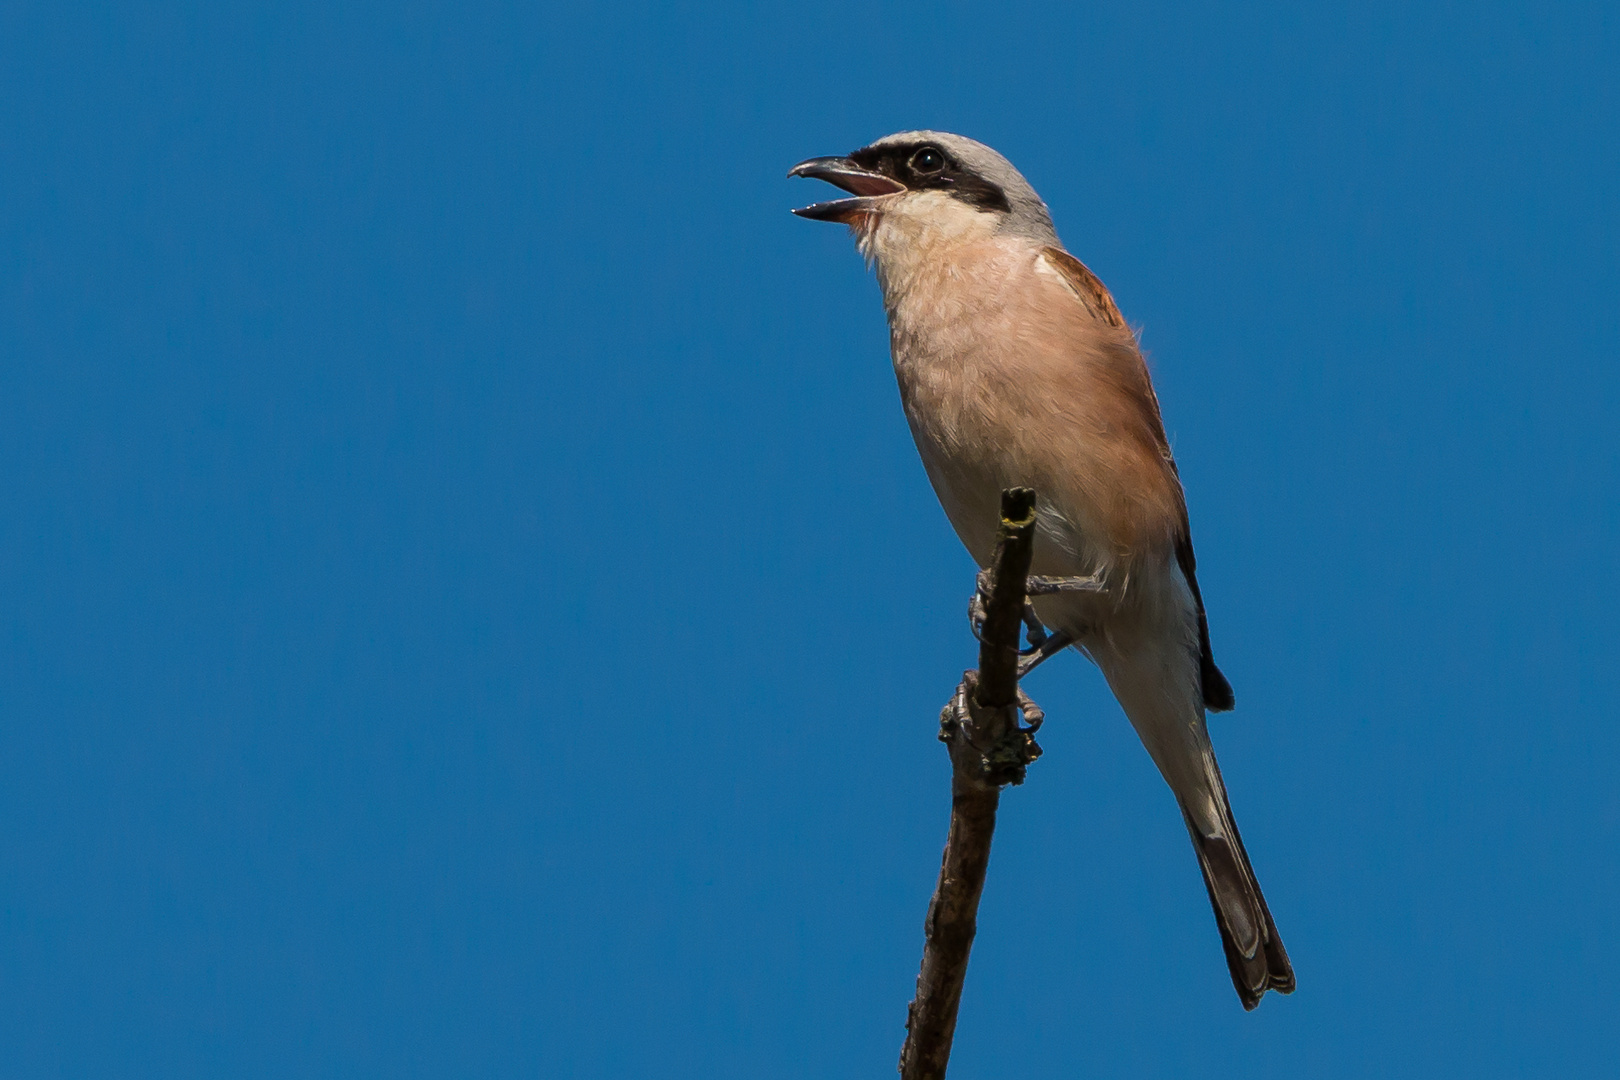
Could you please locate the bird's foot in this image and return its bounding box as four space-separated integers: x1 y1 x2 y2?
938 672 1045 786
968 570 1094 668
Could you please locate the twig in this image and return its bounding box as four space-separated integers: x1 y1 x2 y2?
898 488 1042 1080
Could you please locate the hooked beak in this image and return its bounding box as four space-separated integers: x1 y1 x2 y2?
787 156 906 222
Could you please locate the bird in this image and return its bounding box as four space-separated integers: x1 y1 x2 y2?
788 131 1294 1009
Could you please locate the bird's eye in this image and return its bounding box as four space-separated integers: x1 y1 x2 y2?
909 147 945 174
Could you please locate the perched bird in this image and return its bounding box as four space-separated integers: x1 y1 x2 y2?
789 131 1294 1009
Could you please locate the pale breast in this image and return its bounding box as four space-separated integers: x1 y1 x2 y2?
883 239 1188 593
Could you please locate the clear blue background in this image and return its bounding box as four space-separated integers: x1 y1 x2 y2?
2 2 1615 1076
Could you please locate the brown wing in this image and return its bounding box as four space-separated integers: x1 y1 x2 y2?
1039 246 1128 330
1042 247 1235 712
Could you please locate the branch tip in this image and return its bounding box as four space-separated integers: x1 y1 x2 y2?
998 486 1037 530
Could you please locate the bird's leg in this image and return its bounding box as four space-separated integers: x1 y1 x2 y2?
1017 627 1073 678
1016 601 1071 673
1025 573 1106 597
1021 603 1048 649
971 570 1097 661
1009 574 1099 674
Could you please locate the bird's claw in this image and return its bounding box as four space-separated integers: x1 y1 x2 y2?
967 569 994 642
938 673 1046 786
1020 603 1048 651
1017 688 1045 733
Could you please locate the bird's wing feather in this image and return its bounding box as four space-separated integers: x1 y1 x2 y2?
1038 246 1127 330
1039 246 1234 711
1175 533 1236 711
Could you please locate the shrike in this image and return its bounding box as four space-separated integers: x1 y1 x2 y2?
790 131 1294 1009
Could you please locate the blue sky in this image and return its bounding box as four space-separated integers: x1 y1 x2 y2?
2 2 1616 1076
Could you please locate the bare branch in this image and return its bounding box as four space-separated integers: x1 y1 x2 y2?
899 488 1044 1080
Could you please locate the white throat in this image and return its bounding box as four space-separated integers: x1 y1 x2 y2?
858 191 1003 308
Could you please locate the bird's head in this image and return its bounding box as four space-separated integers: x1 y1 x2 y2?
788 131 1058 261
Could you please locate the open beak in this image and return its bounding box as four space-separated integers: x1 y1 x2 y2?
787 156 907 222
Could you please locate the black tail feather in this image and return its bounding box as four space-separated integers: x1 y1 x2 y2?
1184 811 1294 1010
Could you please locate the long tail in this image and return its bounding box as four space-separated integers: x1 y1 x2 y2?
1181 756 1294 1009
1088 624 1295 1009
